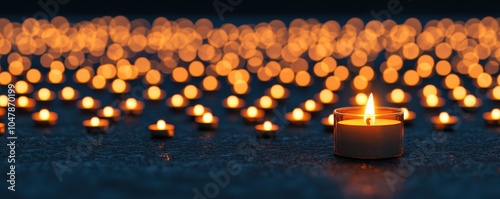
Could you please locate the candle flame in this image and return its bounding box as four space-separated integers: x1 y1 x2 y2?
61 87 75 100
39 109 50 121
126 98 137 109
147 86 161 100
247 106 258 118
157 120 166 130
103 106 114 117
364 93 375 125
38 88 51 100
0 95 8 107
292 108 304 120
328 114 334 125
263 121 273 131
304 99 316 111
18 96 28 107
390 88 404 103
202 112 213 123
426 94 439 107
270 85 285 99
193 104 205 116
227 95 239 108
82 97 94 109
463 94 476 107
90 117 100 126
439 112 450 123
492 108 500 120
355 93 368 105
259 96 272 109
171 94 184 107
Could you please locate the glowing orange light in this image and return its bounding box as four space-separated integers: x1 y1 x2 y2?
38 88 51 101
157 120 166 130
304 100 316 111
247 106 258 118
263 121 273 131
463 95 477 107
82 97 95 109
439 112 450 123
390 89 405 103
18 96 28 107
426 94 439 107
401 108 409 120
103 106 114 117
319 89 334 103
452 86 467 100
292 108 304 120
202 112 214 123
171 94 184 107
90 117 100 126
492 108 500 120
193 104 205 116
126 98 138 109
259 96 273 109
61 87 75 100
363 93 375 125
147 86 162 100
39 109 50 121
270 85 285 99
226 95 239 108
184 85 199 99
328 114 334 125
355 93 368 105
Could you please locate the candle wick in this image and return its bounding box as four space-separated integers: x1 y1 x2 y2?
366 118 371 126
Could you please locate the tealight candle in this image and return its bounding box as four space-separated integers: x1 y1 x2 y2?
195 112 219 130
32 109 58 126
222 95 245 110
183 85 202 100
401 107 416 124
97 106 121 121
300 99 323 113
266 84 290 100
487 86 500 100
119 98 145 115
0 95 8 107
448 86 467 101
109 79 130 94
334 93 404 159
285 108 311 126
34 88 56 102
386 88 411 104
421 94 445 108
16 96 36 111
77 96 101 111
314 89 339 104
15 81 33 95
254 96 277 110
321 114 335 131
166 94 189 111
255 120 279 139
483 108 500 125
240 106 265 123
143 86 166 100
83 117 109 134
349 93 368 105
149 119 175 138
431 112 458 130
186 104 211 118
458 94 482 110
58 86 80 101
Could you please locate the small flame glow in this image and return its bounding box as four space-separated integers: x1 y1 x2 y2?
363 93 375 125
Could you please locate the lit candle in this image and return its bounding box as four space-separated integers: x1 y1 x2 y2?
431 112 458 130
386 88 411 104
83 116 109 134
333 93 404 159
166 94 189 110
77 96 101 111
240 106 265 123
267 84 290 100
285 108 311 126
186 104 210 118
143 86 166 100
448 86 467 101
255 120 279 139
483 108 500 125
487 86 500 100
16 96 36 111
349 93 368 105
458 94 482 110
0 95 7 107
300 99 323 113
314 89 338 104
15 81 33 95
222 95 245 110
119 98 145 115
149 119 175 138
97 106 121 121
400 107 416 123
34 88 56 102
321 114 335 131
195 112 219 130
421 94 445 108
183 85 202 100
32 109 58 126
109 79 130 94
58 86 80 101
254 96 277 110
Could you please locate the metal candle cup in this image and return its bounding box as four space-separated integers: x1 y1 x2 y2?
83 117 109 134
255 121 279 139
240 106 265 123
333 106 404 159
149 120 175 139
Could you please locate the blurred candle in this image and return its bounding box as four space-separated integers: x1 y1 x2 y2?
58 86 79 101
119 98 145 115
321 114 335 131
240 106 265 123
386 88 411 104
195 112 219 130
109 79 130 94
350 93 368 105
97 106 121 121
222 95 245 110
149 119 175 138
32 109 58 126
0 95 7 107
183 85 202 100
285 108 311 126
431 112 458 130
401 107 416 123
315 89 338 104
0 123 4 134
83 116 109 134
35 88 55 102
449 86 467 101
16 96 36 111
459 94 482 110
15 81 33 94
483 108 500 125
186 104 210 118
255 120 279 139
300 99 323 113
255 96 277 110
77 96 101 111
421 94 445 108
144 86 166 100
268 84 289 100
166 94 189 110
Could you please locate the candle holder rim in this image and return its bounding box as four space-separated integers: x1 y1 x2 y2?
333 106 403 117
